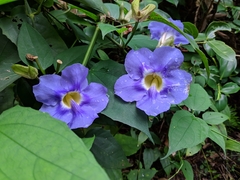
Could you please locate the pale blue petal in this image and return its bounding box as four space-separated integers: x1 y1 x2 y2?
114 74 147 102
136 87 171 116
125 48 153 80
61 63 88 91
151 47 184 72
81 82 109 112
162 69 192 104
33 75 65 106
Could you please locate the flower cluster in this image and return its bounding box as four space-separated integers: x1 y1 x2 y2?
33 18 192 128
114 18 192 116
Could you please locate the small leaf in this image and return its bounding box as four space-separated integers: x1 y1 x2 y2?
164 110 209 158
221 82 240 95
127 169 158 180
226 139 240 153
183 22 199 38
17 22 54 69
207 39 236 62
86 128 131 169
202 112 229 125
182 160 194 180
114 134 140 156
143 148 161 169
0 0 16 5
206 21 231 39
0 32 20 92
127 34 157 50
218 55 237 79
98 22 118 39
183 83 211 111
166 0 178 6
82 136 95 150
186 144 202 156
0 106 109 180
209 126 226 154
75 0 109 14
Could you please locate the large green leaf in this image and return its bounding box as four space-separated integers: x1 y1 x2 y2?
209 126 226 154
207 39 236 62
0 6 67 55
0 106 109 179
183 83 211 111
88 60 153 142
164 110 209 158
0 32 20 92
17 22 54 70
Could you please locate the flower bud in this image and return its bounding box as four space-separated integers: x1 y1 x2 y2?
12 64 38 79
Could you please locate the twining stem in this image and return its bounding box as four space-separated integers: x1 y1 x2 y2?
123 21 139 48
82 25 100 66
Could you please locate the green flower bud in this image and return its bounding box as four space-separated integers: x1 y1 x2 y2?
12 64 38 79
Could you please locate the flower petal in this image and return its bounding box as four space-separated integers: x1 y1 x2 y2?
125 48 153 79
68 102 98 129
114 74 147 102
61 63 88 91
40 104 73 125
162 69 192 104
81 82 109 112
33 75 64 106
148 21 168 40
136 87 171 116
151 47 184 72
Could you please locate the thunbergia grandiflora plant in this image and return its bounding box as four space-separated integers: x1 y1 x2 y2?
1 0 240 179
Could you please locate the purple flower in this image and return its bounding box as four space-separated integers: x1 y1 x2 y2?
33 63 109 129
114 47 192 116
148 19 190 46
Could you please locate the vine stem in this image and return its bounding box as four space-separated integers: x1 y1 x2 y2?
123 21 139 48
82 25 100 66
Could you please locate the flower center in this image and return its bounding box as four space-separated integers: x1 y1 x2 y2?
144 73 162 92
63 91 81 108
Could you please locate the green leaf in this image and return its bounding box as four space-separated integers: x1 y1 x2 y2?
0 32 20 92
17 22 54 70
182 160 194 180
143 148 161 169
104 168 122 180
54 45 88 71
186 144 202 156
105 3 120 20
0 7 67 54
183 83 211 111
218 55 237 79
98 22 118 39
209 126 226 154
183 22 199 38
205 21 231 39
127 169 158 180
114 134 140 156
164 110 209 158
82 137 95 150
166 0 179 6
0 106 109 179
226 139 240 153
86 128 131 168
221 82 240 95
127 34 157 50
202 112 229 125
89 60 153 142
214 94 228 111
0 0 16 5
0 85 15 113
75 0 109 14
207 40 236 62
